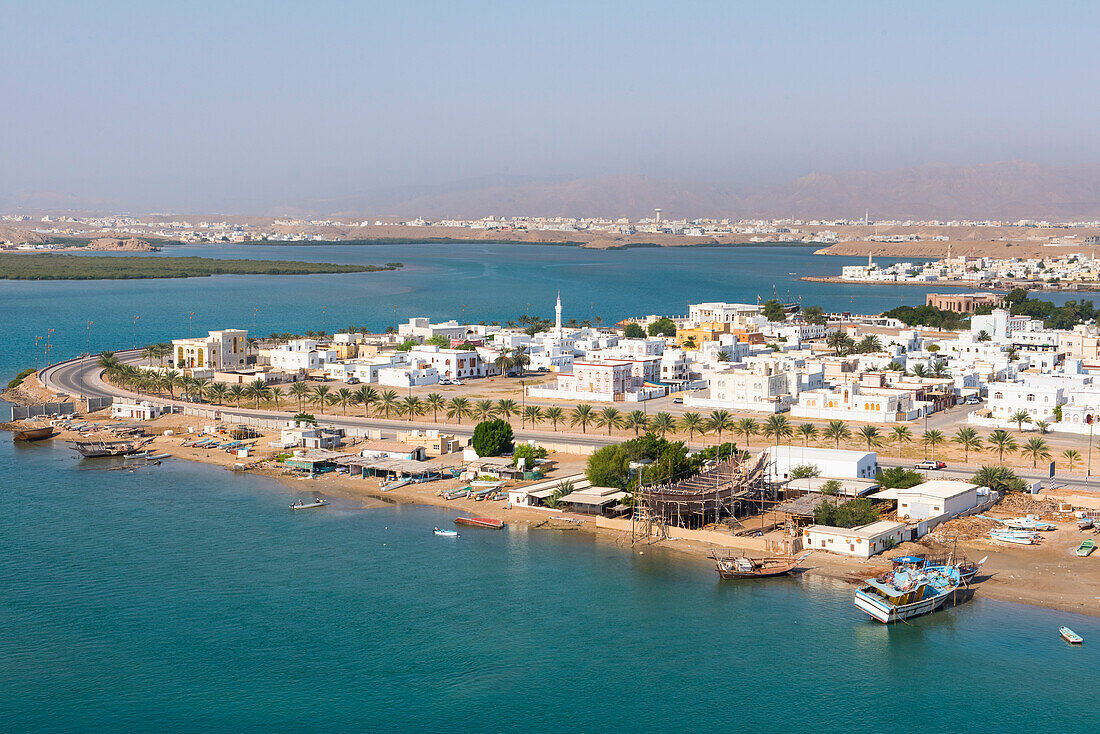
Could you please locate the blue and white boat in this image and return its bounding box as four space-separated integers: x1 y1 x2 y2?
855 563 963 623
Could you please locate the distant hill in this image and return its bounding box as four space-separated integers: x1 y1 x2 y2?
318 161 1100 221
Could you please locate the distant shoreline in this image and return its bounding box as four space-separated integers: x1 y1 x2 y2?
801 274 1100 293
0 253 402 280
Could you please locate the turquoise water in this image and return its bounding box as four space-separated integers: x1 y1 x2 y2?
1 244 949 380
1 439 1097 731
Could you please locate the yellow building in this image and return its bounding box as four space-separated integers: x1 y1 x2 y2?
172 329 248 372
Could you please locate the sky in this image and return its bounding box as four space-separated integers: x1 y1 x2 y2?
1 0 1098 213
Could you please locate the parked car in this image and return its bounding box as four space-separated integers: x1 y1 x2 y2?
672 397 683 404
915 460 945 470
344 376 360 384
965 396 982 405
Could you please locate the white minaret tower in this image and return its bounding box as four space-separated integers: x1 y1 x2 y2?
555 290 563 337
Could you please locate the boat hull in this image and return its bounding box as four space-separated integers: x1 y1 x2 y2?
13 426 55 441
454 517 504 529
855 587 955 623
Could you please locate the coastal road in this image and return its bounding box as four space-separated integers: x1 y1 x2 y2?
877 457 1098 494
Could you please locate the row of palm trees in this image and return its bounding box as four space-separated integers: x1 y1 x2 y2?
99 351 1075 471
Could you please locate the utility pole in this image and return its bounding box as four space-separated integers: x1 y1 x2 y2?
34 335 42 371
188 311 196 338
82 321 93 399
132 315 140 350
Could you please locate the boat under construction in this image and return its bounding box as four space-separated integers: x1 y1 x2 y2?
12 424 56 441
636 452 774 535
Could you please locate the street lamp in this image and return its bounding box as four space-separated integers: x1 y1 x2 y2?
188 311 196 338
82 321 94 399
132 315 140 349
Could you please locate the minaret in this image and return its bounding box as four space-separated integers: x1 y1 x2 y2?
555 290 563 338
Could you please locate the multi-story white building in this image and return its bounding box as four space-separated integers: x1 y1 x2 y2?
377 363 440 388
688 302 763 327
407 345 485 380
525 359 666 402
172 329 248 372
987 381 1065 423
791 382 924 422
269 339 337 372
397 317 469 344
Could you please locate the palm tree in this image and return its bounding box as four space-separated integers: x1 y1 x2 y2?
1021 437 1051 469
651 412 675 438
245 379 270 408
921 429 945 459
401 395 422 420
496 399 519 421
1010 410 1032 433
97 350 120 370
734 418 759 450
545 406 565 431
512 345 530 375
952 427 982 463
929 360 950 378
335 387 354 415
424 393 446 422
624 410 648 436
987 429 1018 465
1034 419 1050 435
228 383 246 409
473 399 497 422
976 329 991 342
762 414 792 446
1063 448 1082 473
207 382 229 406
353 385 378 417
523 405 544 428
289 382 310 412
680 412 706 443
269 385 283 411
570 404 595 434
377 389 400 418
857 335 882 354
141 344 159 367
857 425 882 451
596 407 623 435
823 420 850 449
161 369 181 399
311 384 331 415
494 350 514 376
910 363 928 378
447 397 472 424
797 423 818 447
890 425 912 458
708 409 736 445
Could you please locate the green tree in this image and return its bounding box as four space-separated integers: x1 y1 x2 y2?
707 410 736 445
353 385 378 417
857 425 882 451
289 381 310 412
228 383 246 408
334 387 354 415
269 385 283 411
762 414 793 446
647 317 677 337
624 410 648 436
650 412 676 438
952 427 982 463
544 405 565 430
680 412 706 442
1063 449 1081 473
377 389 400 418
801 305 826 325
471 419 514 457
447 396 472 424
735 418 759 450
473 399 498 422
424 393 446 422
761 299 787 322
207 382 229 406
890 425 912 458
987 429 1018 465
522 405 544 428
823 420 850 449
797 423 818 447
1010 410 1031 433
1021 436 1051 469
972 465 1027 493
622 323 646 339
401 395 422 420
813 497 879 528
310 384 331 415
496 399 519 421
512 443 548 468
921 429 945 459
875 466 924 489
597 407 624 435
585 444 631 488
857 335 882 354
425 334 451 348
570 404 595 433
789 464 820 479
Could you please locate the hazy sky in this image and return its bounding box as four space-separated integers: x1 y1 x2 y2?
2 0 1098 212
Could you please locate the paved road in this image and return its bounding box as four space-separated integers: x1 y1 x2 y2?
877 457 1098 494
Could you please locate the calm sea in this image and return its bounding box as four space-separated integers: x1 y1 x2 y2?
0 439 1096 731
0 242 997 380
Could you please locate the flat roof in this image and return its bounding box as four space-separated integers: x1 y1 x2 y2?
897 480 981 499
786 477 879 497
766 446 876 461
806 520 906 539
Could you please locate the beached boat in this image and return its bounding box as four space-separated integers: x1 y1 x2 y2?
893 553 987 583
433 528 459 537
1077 517 1094 530
68 439 148 458
442 487 470 500
12 425 56 441
290 498 328 510
1076 539 1096 557
1004 516 1056 531
454 517 504 529
708 551 810 580
1060 626 1083 644
469 479 506 490
989 530 1039 545
855 563 964 623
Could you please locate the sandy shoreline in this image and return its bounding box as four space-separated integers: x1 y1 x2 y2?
14 411 1097 620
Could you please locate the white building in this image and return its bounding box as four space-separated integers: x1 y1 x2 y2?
893 480 980 521
687 365 792 413
269 339 338 372
791 382 924 422
398 318 469 344
765 446 879 481
172 329 248 372
111 399 169 421
526 359 666 402
407 345 484 380
377 363 440 388
987 381 1065 423
802 520 908 558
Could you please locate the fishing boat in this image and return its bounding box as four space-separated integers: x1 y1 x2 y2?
433 528 459 537
1077 517 1094 530
855 563 963 623
469 479 506 490
1004 516 1056 531
454 517 504 529
68 439 149 458
441 487 470 500
893 553 987 583
1060 626 1083 644
12 424 55 441
289 498 328 510
708 551 810 580
989 530 1039 545
1076 539 1096 557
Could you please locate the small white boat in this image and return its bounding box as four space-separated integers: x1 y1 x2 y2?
1060 626 1083 644
290 498 328 510
469 480 506 490
989 530 1037 545
433 528 459 537
1004 516 1056 531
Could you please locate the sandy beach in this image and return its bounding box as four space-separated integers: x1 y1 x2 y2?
15 410 1099 620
